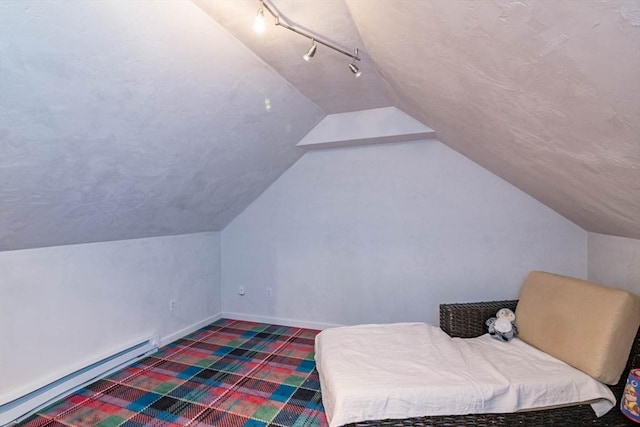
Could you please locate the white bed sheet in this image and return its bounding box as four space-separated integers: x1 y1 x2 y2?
315 322 615 427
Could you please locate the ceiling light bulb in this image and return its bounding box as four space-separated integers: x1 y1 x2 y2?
253 8 266 33
303 41 317 61
348 63 362 78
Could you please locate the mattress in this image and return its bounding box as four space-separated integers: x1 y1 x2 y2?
315 322 615 427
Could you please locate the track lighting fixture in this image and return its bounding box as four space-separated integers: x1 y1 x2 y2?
254 0 362 77
303 40 317 62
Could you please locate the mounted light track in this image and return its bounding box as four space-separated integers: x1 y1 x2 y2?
254 0 362 77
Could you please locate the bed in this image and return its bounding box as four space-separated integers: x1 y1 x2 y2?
315 272 640 427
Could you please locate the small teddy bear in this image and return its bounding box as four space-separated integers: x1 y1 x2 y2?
486 308 518 342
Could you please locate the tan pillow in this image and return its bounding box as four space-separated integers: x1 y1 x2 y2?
515 271 640 385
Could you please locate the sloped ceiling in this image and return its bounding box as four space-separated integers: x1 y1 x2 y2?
345 0 640 239
0 0 323 250
1 0 639 251
201 0 639 238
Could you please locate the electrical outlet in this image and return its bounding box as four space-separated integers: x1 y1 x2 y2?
238 286 245 296
169 299 177 311
266 287 273 297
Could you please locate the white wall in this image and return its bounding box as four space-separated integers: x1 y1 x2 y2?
588 232 640 295
221 140 587 327
0 232 221 402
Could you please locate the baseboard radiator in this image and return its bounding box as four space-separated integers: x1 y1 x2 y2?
0 336 159 426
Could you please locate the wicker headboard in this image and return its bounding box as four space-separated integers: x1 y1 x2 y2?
439 300 640 427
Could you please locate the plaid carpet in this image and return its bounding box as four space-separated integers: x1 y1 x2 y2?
22 319 328 427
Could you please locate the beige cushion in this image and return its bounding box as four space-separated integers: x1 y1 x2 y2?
515 271 640 385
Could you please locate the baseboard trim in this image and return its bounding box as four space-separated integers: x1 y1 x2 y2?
0 313 222 425
0 337 158 426
221 312 341 330
160 312 223 347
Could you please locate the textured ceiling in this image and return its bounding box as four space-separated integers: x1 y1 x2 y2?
1 0 639 251
0 0 323 250
346 0 640 238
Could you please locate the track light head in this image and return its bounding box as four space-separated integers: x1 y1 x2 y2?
303 40 317 62
348 63 361 78
253 6 266 33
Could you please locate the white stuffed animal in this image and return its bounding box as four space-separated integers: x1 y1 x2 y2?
485 308 518 342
